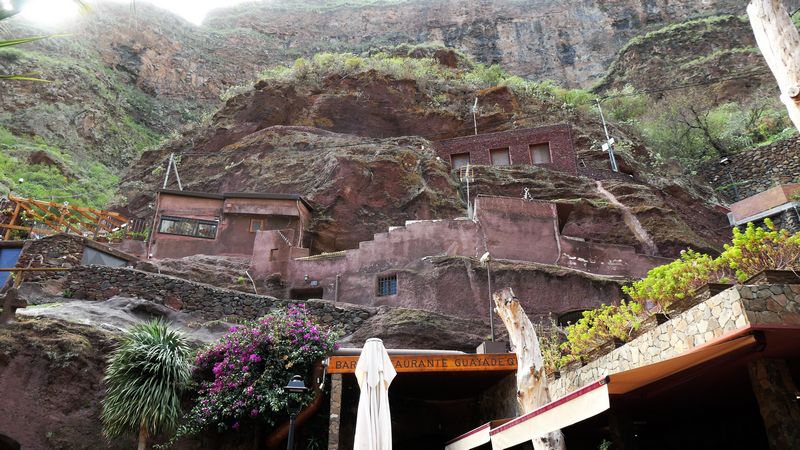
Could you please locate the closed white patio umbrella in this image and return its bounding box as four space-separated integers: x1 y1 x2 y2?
354 338 396 450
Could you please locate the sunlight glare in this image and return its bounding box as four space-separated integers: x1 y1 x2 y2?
19 0 81 25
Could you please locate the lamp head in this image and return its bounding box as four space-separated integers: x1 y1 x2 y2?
480 252 491 264
285 375 308 394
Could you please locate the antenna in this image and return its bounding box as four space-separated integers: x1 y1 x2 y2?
162 153 184 190
596 99 619 172
471 98 479 135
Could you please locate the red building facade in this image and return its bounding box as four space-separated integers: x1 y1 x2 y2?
433 124 577 175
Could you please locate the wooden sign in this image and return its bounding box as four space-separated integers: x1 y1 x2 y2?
327 353 517 374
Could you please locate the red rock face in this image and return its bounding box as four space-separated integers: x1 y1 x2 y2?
121 69 731 259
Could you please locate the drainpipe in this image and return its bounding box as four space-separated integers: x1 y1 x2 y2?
334 274 340 303
264 363 326 450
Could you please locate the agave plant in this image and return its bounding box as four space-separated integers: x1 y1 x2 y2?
102 319 192 450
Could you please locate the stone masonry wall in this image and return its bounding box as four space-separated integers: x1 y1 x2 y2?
16 234 85 283
549 283 800 399
697 136 800 202
66 265 376 334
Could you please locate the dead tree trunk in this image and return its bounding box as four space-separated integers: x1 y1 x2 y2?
748 0 800 132
493 287 566 450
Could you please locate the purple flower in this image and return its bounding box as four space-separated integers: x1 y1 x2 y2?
212 363 223 376
232 421 240 430
250 408 259 417
248 354 262 363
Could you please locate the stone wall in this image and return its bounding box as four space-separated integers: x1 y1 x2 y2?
66 265 376 334
16 235 85 283
549 283 800 399
697 136 800 202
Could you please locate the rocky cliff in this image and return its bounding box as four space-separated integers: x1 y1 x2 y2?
119 51 730 257
0 0 767 207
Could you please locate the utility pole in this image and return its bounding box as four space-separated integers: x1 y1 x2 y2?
471 98 479 135
748 0 800 132
596 99 619 172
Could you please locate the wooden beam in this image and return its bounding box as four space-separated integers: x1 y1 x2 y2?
3 202 21 240
5 194 128 237
0 224 58 235
748 0 800 132
493 287 566 450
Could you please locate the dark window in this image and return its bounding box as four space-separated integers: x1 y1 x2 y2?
530 143 552 164
377 274 398 297
290 288 323 301
250 219 264 233
158 216 218 239
557 310 588 327
451 152 471 169
490 147 511 166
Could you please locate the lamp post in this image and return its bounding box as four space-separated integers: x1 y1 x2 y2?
480 252 494 342
720 157 739 201
285 375 309 450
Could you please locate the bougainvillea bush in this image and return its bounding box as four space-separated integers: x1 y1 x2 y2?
174 304 339 440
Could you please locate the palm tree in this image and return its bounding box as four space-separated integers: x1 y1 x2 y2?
102 319 192 450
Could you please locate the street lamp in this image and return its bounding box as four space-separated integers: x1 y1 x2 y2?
480 252 494 342
720 157 739 201
285 375 308 450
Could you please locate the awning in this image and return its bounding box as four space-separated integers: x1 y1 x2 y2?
484 333 758 450
489 379 610 449
445 419 511 450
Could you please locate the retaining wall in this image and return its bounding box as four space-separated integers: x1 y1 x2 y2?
697 136 800 202
66 265 376 334
549 283 800 399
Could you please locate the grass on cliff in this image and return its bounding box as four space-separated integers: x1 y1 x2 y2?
224 48 599 114
0 126 119 208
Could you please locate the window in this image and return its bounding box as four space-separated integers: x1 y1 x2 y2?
490 147 511 166
377 274 398 297
451 152 471 169
158 216 218 239
557 310 588 327
530 143 552 164
249 219 264 233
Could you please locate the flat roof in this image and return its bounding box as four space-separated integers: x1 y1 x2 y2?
158 189 313 211
433 123 571 144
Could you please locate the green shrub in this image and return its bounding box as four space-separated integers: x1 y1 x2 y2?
720 219 800 282
560 301 644 363
622 249 729 312
563 222 800 364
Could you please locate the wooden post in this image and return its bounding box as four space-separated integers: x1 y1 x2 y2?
748 0 800 132
748 358 800 450
493 287 566 450
3 202 21 240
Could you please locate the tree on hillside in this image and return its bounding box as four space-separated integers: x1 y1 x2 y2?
640 87 791 165
102 320 192 450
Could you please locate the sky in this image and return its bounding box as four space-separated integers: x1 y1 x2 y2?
15 0 254 26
